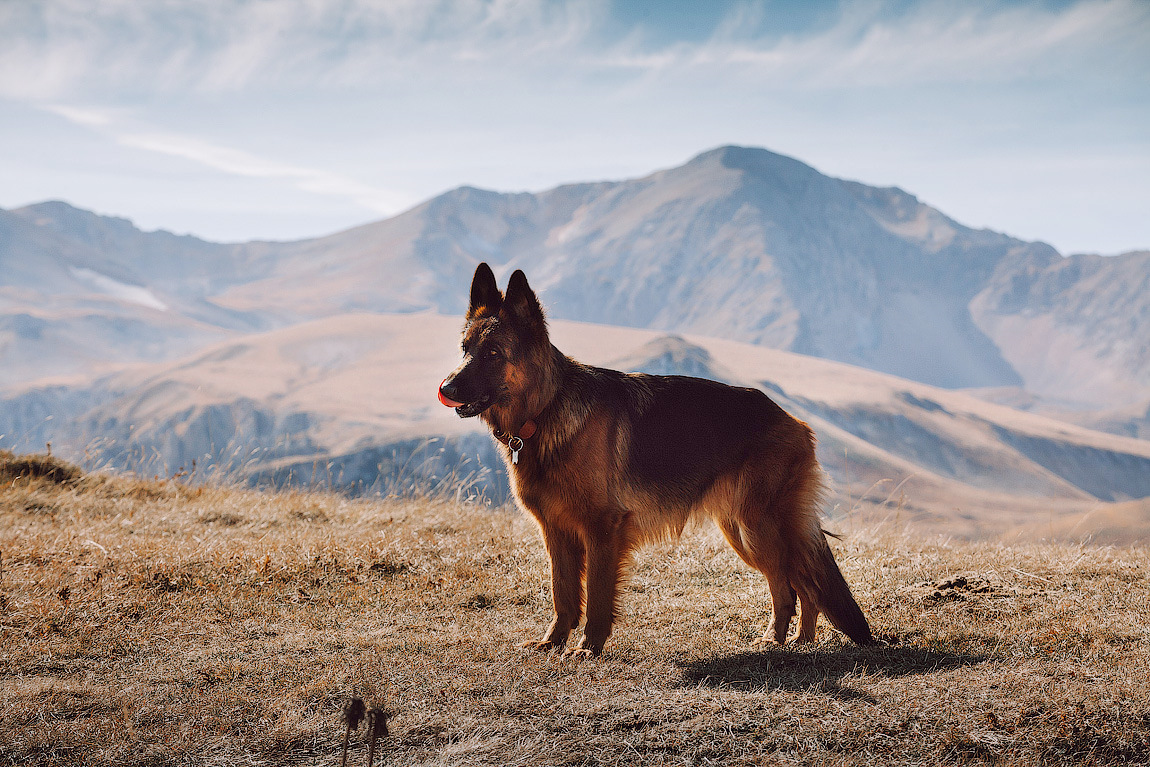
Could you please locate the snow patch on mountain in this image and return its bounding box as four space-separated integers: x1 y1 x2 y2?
70 268 168 311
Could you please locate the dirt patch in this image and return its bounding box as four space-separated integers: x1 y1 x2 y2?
904 572 1046 601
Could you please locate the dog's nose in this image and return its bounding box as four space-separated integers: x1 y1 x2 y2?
438 378 465 408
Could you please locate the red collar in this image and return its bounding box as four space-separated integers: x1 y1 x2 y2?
494 418 536 443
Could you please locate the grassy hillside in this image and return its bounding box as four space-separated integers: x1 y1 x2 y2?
2 450 1148 766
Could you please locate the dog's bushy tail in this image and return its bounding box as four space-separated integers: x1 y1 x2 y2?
789 469 874 645
797 531 874 644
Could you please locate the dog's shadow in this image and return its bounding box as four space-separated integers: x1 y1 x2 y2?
676 639 988 702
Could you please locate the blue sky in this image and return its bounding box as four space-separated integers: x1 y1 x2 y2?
0 0 1146 254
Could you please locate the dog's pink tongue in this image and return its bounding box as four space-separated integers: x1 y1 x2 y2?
438 379 465 408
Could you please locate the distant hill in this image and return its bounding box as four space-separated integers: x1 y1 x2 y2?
3 313 1148 541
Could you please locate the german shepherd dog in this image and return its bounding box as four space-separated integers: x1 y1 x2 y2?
439 263 873 657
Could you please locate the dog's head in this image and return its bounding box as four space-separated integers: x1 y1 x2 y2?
438 263 549 423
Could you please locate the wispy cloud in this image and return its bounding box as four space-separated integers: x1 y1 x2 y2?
43 104 410 214
0 0 605 98
614 0 1150 88
41 104 116 129
4 0 1145 100
119 132 408 213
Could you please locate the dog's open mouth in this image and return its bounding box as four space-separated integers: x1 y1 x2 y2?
453 398 491 418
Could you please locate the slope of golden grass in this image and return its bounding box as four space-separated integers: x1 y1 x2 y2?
2 450 1148 766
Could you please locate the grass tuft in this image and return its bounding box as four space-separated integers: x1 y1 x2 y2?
0 449 83 486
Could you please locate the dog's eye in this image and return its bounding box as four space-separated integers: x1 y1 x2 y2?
488 348 502 359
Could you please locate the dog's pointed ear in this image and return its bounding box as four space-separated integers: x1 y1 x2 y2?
468 262 501 319
503 269 545 327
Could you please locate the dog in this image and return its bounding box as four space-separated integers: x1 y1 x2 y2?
438 263 874 656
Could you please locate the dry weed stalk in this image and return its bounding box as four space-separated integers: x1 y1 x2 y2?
341 696 366 767
365 707 388 767
339 696 387 767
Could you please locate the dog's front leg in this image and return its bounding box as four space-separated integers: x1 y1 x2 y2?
568 520 627 658
523 523 585 652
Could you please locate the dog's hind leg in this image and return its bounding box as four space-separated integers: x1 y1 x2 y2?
793 588 820 644
717 514 797 645
524 523 585 652
761 556 798 645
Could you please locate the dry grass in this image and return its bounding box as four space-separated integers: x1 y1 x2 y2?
1 449 1149 766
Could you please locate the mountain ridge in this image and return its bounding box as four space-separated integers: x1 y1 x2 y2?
5 145 1148 406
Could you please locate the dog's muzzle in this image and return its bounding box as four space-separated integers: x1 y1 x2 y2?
438 378 491 418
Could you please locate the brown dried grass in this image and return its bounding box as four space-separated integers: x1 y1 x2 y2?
1 450 1148 766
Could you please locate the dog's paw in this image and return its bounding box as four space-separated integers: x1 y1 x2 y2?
751 634 783 648
519 638 563 653
562 646 597 660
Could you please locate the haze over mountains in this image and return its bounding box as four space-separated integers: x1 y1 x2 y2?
2 146 1148 539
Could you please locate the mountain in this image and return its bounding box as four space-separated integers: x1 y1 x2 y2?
4 147 1146 411
195 149 1044 390
202 147 1149 407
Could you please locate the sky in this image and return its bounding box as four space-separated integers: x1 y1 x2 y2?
0 0 1147 255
